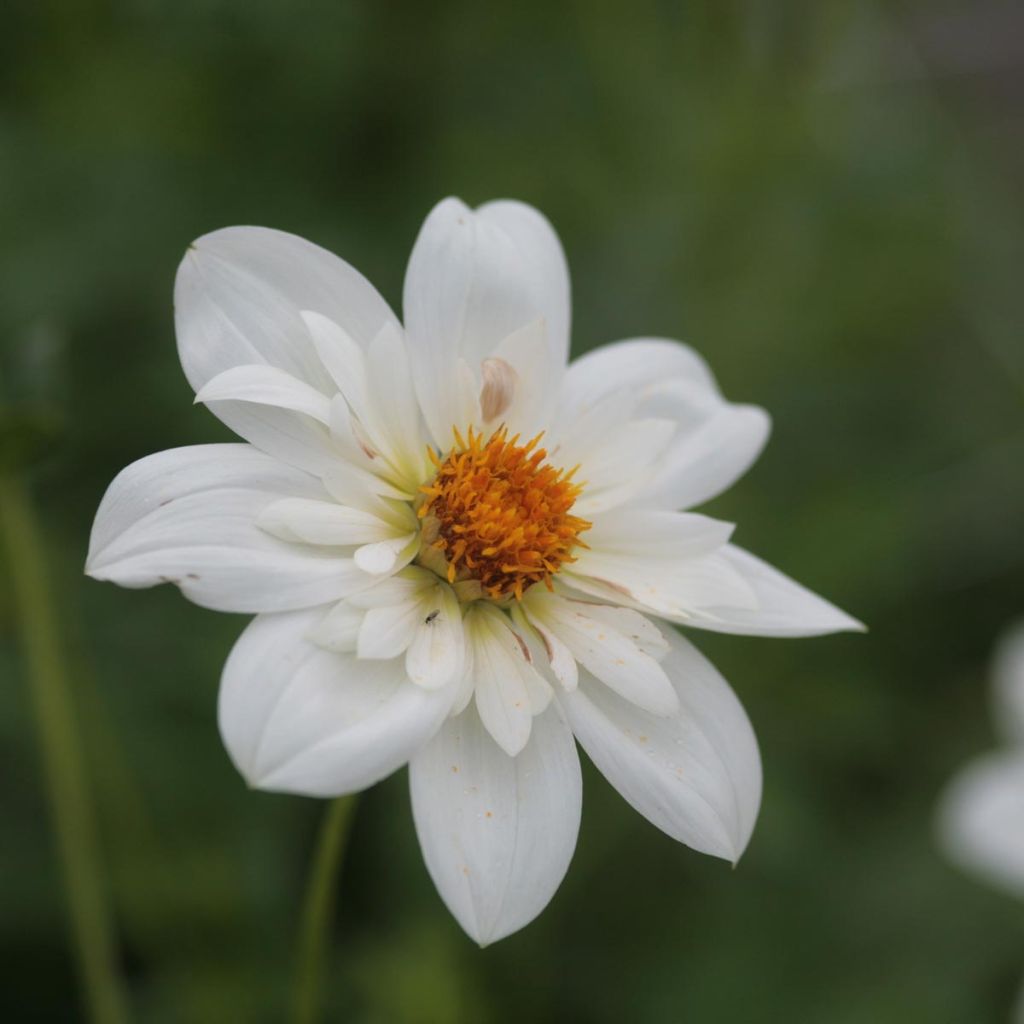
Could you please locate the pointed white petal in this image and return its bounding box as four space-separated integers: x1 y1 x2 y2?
524 591 677 715
937 751 1024 900
409 703 581 945
403 198 569 447
219 609 455 796
678 545 866 637
86 445 371 612
466 605 543 756
568 548 758 623
559 626 761 862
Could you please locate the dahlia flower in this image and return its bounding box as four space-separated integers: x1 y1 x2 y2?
87 197 862 944
938 623 1024 1024
938 624 1024 900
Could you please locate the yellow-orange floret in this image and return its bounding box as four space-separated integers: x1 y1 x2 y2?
418 426 591 600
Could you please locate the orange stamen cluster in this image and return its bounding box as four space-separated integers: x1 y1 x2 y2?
419 426 591 600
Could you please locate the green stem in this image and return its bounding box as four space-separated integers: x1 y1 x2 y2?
290 795 358 1024
0 476 129 1024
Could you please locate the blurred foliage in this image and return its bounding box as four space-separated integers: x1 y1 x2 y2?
2 0 1024 1021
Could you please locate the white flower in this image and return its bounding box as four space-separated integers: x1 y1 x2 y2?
938 624 1024 899
937 624 1024 1022
87 197 863 945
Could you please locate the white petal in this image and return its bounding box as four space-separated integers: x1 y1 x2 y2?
466 605 547 756
303 311 428 483
346 569 432 609
643 403 771 511
321 461 416 509
551 386 675 515
559 337 717 416
558 338 770 510
484 319 553 437
406 584 466 690
477 199 570 369
559 626 761 862
195 364 333 425
569 418 676 516
409 703 581 945
219 608 454 796
679 545 866 637
583 508 734 560
257 497 403 546
937 751 1024 900
307 600 363 652
357 599 423 660
86 445 372 612
365 322 431 480
301 310 372 413
567 548 758 622
524 591 677 715
518 608 578 691
403 197 570 448
353 534 418 575
175 227 399 472
992 623 1024 744
572 602 669 659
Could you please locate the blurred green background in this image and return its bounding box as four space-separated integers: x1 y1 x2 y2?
3 1 1024 1021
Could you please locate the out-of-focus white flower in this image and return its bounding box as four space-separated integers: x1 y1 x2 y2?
938 624 1024 1022
939 625 1024 898
87 198 862 944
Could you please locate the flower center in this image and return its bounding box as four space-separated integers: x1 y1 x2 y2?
418 426 591 601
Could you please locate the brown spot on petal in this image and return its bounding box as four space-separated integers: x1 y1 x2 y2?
479 357 518 422
592 576 633 599
511 630 533 663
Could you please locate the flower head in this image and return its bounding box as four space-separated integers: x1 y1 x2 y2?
936 623 1024 1023
87 197 862 944
938 624 1024 899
